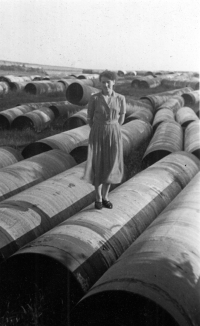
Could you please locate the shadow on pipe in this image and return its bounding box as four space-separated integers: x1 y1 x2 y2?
0 152 199 326
72 172 200 326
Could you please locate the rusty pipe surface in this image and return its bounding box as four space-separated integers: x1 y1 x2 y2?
66 81 99 105
142 121 183 165
0 147 23 169
124 108 154 124
125 98 154 116
175 106 199 128
152 108 175 131
11 107 55 132
24 81 66 95
48 101 83 119
3 152 199 318
140 87 193 109
0 105 34 129
63 108 88 130
184 120 200 159
73 172 200 326
181 90 200 116
0 149 76 202
156 96 184 114
21 125 90 159
0 162 96 261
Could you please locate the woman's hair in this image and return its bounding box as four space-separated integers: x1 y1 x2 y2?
99 70 118 81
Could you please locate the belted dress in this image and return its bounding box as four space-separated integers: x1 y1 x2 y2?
83 91 126 186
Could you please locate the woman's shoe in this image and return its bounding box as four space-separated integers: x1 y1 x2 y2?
95 201 103 210
102 199 113 209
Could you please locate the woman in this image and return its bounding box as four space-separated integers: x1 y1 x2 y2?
83 70 126 209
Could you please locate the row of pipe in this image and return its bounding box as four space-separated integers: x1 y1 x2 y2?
0 151 199 325
0 149 76 202
131 76 161 89
0 147 23 169
0 101 84 130
0 119 152 261
72 171 200 326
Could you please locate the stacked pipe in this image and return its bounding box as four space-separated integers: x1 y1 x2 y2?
21 125 91 159
0 119 153 261
125 98 154 117
184 120 200 158
11 106 55 131
175 107 199 128
0 81 10 96
63 108 88 130
140 87 193 110
72 172 200 326
0 152 199 324
152 108 175 131
142 121 183 165
155 96 184 114
181 90 200 116
24 81 66 95
0 147 23 169
66 81 100 105
0 150 76 202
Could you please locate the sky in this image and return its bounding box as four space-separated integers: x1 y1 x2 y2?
0 0 200 72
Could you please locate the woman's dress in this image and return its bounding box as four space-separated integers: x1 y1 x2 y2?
83 91 126 186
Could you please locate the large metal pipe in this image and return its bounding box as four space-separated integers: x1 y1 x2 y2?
73 172 200 326
0 105 34 129
11 107 55 132
156 96 184 114
124 108 154 124
181 90 200 116
21 125 90 159
175 106 199 128
0 147 23 169
66 81 99 106
0 162 95 261
125 98 154 116
184 120 200 158
24 81 66 95
140 87 193 109
2 152 199 321
0 81 10 95
0 149 76 202
63 108 88 130
142 121 183 165
152 108 175 131
48 101 83 119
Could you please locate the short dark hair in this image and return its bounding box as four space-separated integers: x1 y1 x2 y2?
99 70 117 81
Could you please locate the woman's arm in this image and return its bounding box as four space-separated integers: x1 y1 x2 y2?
118 96 126 125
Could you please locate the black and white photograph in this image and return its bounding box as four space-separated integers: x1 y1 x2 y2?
0 0 199 325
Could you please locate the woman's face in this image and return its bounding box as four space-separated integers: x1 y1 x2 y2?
100 76 115 95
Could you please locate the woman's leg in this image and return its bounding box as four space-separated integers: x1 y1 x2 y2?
102 183 111 201
95 183 103 202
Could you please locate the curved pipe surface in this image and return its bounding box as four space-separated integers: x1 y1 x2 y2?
0 147 23 169
73 172 200 326
22 125 90 159
175 106 199 128
11 107 55 132
0 149 76 202
156 96 184 114
63 108 88 130
2 152 199 318
141 87 193 109
184 120 200 158
125 108 154 124
0 105 34 129
142 121 183 165
152 108 175 131
66 82 99 105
